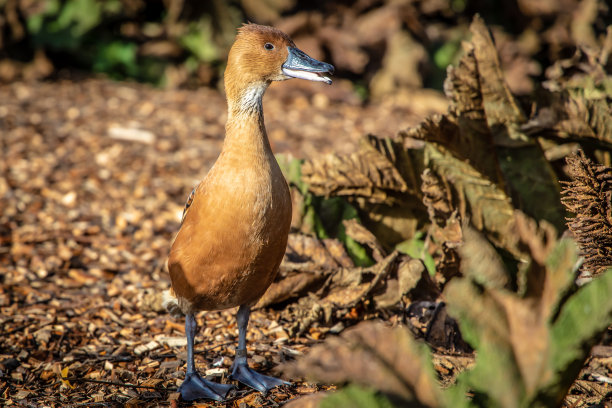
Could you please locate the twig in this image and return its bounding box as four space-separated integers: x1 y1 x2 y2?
152 340 236 360
64 376 178 392
3 323 35 335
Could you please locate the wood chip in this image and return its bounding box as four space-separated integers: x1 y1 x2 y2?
134 341 160 355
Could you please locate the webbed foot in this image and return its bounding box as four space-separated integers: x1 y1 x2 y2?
230 362 289 394
179 372 234 401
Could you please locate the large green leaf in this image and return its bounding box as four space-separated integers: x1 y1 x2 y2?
424 144 519 258
541 269 612 406
466 16 564 230
446 221 589 408
321 385 395 408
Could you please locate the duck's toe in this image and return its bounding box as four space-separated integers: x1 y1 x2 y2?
179 372 235 401
230 363 290 394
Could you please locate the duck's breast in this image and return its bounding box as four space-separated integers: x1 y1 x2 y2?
168 150 292 311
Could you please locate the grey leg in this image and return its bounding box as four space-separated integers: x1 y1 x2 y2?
230 305 289 393
178 313 234 401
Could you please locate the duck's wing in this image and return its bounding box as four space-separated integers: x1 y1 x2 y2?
180 187 196 225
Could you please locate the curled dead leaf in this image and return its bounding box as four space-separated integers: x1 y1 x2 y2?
284 321 442 407
561 151 612 276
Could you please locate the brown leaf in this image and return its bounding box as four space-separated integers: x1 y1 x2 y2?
301 133 426 247
420 169 462 282
445 211 582 406
318 26 369 74
284 321 441 407
301 135 413 204
470 16 564 229
418 16 565 229
459 225 508 289
241 0 296 24
322 261 393 308
284 233 353 269
342 219 386 262
258 234 352 308
257 270 328 308
424 143 519 257
370 30 427 99
373 256 438 309
406 301 472 353
561 151 612 276
470 16 527 130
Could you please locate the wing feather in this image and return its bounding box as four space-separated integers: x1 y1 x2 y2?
181 187 196 224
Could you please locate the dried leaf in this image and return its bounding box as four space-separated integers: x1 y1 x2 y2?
258 270 328 308
420 170 462 281
446 211 608 407
561 151 612 276
459 225 508 289
284 321 442 407
525 42 612 151
342 219 386 262
527 94 612 151
373 256 438 308
424 143 519 257
323 252 398 308
258 234 355 308
285 233 354 269
370 30 427 98
301 135 414 204
60 366 75 389
469 16 564 229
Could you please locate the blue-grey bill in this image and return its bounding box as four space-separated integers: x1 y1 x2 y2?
282 47 334 84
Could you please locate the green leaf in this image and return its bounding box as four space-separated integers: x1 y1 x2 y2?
395 232 436 276
93 41 138 77
434 40 462 70
26 0 60 34
179 19 219 63
54 0 102 36
334 200 374 267
542 269 612 406
321 385 395 408
276 154 306 193
445 278 525 408
445 223 585 408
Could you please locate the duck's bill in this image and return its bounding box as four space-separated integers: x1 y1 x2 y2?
282 47 334 85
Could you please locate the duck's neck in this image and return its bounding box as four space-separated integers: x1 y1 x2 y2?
223 82 272 155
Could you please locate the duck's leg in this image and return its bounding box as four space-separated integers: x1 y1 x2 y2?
179 313 234 401
230 305 290 393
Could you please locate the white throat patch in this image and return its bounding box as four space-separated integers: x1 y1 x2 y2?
238 83 268 114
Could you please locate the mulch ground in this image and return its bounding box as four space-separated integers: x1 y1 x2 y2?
0 77 610 407
0 77 438 407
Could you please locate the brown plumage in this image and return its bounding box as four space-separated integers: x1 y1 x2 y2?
162 24 333 401
167 25 295 313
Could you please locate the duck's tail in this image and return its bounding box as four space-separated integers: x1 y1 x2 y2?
162 289 184 318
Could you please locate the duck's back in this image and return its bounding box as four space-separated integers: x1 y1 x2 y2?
168 146 291 313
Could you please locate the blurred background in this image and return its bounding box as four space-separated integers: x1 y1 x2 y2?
0 0 609 97
1 1 612 407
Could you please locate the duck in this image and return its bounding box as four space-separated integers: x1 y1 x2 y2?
163 24 334 402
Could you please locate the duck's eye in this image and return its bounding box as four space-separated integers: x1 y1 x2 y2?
264 43 275 51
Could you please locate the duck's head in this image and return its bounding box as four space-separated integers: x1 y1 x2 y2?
225 24 334 109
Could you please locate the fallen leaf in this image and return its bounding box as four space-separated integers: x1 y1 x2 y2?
561 151 612 276
284 321 442 407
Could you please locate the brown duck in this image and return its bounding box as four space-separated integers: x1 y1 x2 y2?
163 24 334 401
